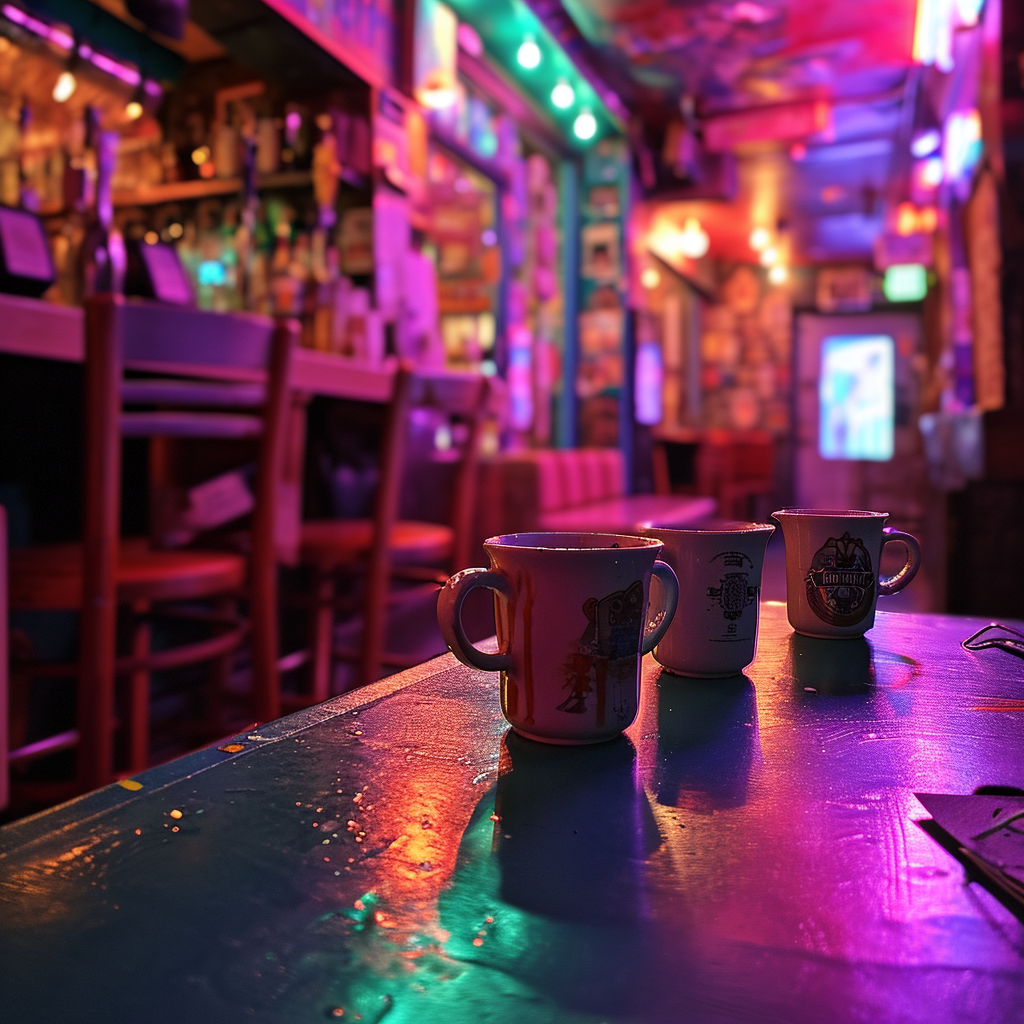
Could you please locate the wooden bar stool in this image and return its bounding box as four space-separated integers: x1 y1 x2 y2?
295 364 491 700
7 295 297 802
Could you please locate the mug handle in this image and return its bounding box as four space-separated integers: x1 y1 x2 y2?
437 567 514 672
878 527 921 596
641 560 680 655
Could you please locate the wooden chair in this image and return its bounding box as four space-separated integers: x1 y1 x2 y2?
296 363 490 700
653 428 775 522
7 295 298 801
708 430 775 521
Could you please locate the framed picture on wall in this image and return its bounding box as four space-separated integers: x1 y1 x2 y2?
581 222 620 282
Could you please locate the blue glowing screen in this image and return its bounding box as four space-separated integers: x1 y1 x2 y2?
819 334 895 462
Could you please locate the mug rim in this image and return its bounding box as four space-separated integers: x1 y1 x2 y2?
640 520 775 536
771 508 889 519
484 531 663 552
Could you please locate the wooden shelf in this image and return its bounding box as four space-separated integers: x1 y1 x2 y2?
114 177 242 207
111 168 367 209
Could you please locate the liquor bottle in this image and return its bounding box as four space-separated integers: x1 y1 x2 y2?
18 102 39 212
0 100 20 207
234 133 258 309
270 220 296 316
78 107 126 297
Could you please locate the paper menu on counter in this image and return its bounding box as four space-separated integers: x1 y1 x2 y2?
916 793 1024 905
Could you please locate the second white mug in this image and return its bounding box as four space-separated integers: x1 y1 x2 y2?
641 522 775 678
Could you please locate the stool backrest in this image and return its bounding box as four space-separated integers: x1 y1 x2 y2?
79 295 298 783
375 363 492 572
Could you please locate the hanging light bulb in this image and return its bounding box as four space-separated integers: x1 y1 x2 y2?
517 38 541 69
760 245 780 267
573 109 597 141
125 83 145 120
768 264 788 285
678 217 710 259
551 79 575 109
640 266 661 289
749 226 771 252
53 68 77 103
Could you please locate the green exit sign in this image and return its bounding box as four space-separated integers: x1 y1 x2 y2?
883 264 928 302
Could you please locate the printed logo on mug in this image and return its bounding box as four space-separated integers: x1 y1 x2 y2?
641 523 775 678
437 532 679 744
772 509 921 638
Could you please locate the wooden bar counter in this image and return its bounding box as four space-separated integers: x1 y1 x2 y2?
1 604 1022 1022
0 292 396 402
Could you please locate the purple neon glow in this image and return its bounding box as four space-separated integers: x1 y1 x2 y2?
86 48 140 86
2 4 73 49
2 4 143 87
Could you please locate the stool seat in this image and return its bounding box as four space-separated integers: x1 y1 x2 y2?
299 519 454 570
9 538 246 610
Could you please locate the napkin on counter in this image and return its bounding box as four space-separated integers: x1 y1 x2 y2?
916 793 1024 909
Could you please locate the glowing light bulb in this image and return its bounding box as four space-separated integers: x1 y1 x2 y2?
768 264 788 285
517 39 541 69
551 80 575 109
573 110 597 141
760 245 779 267
52 70 77 103
749 227 771 252
125 100 143 120
640 267 660 289
678 217 710 259
911 128 941 158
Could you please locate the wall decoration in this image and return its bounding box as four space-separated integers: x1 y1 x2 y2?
581 222 621 282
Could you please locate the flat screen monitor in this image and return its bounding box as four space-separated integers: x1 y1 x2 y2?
818 334 895 462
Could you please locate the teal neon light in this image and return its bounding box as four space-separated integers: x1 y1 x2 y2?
442 0 621 146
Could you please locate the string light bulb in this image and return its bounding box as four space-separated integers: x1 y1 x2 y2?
641 266 660 289
760 245 780 267
573 109 597 141
551 80 575 109
749 227 771 252
678 217 710 259
768 264 788 285
517 38 541 69
53 68 77 103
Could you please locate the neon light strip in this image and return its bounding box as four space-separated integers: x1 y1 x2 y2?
912 0 955 71
2 4 143 87
1 4 73 50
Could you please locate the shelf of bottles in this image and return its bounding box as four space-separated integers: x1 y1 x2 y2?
113 67 375 355
0 17 377 355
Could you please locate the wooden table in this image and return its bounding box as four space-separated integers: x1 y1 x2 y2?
2 604 1022 1022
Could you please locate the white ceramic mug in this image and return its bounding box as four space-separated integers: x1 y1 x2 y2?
437 532 679 744
772 509 921 638
641 522 775 678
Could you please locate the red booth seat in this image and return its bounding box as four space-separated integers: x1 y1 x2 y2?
476 447 717 546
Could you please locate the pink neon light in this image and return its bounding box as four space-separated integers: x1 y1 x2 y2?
2 4 141 85
86 48 140 86
2 4 73 49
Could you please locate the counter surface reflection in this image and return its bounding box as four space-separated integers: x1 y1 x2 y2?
2 604 1022 1023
